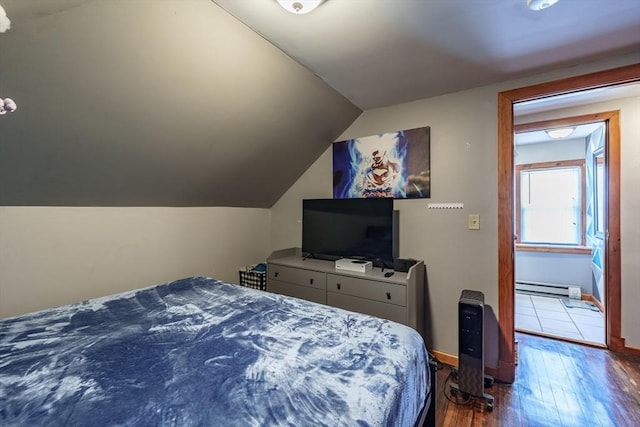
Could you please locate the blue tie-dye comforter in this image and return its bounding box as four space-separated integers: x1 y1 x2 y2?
0 277 428 426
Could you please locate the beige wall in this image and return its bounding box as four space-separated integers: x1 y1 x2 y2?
0 207 271 318
270 54 640 365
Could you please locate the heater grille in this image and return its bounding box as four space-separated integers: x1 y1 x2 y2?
516 280 581 299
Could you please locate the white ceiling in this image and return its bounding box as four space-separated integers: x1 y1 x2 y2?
515 122 604 145
214 0 640 110
514 82 640 116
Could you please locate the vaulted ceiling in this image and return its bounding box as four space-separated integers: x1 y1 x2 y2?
1 0 639 207
214 0 640 110
0 0 361 207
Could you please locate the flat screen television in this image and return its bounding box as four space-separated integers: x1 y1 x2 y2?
302 198 397 267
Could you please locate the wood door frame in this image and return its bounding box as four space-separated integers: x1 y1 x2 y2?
497 63 640 383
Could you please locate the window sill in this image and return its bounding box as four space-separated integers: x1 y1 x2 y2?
516 244 592 255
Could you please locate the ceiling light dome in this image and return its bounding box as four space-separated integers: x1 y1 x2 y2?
546 127 575 139
0 98 17 115
277 0 323 14
527 0 560 11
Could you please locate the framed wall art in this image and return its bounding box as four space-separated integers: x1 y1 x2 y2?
333 126 430 199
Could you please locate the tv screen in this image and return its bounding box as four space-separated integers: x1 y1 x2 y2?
302 198 397 266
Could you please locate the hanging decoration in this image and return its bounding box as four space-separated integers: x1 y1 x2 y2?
0 3 17 115
333 127 431 199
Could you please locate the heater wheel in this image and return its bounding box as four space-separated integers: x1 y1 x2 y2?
484 394 494 411
449 385 468 399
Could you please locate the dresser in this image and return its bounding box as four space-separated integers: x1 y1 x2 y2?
267 248 425 338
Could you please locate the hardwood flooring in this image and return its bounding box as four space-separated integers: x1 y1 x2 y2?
435 332 640 426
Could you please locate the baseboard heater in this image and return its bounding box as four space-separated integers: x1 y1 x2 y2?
515 280 581 299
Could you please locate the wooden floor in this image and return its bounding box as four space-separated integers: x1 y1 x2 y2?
435 332 640 426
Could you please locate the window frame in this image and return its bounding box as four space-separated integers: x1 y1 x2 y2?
515 159 590 254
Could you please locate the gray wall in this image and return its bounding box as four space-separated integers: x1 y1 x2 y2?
2 39 638 361
270 54 640 364
0 0 360 207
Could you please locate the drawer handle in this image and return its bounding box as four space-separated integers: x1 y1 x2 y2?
275 272 279 278
309 278 314 285
337 283 341 290
386 292 391 300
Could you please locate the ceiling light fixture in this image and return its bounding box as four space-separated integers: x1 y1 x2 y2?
527 0 560 11
0 3 10 32
0 98 17 114
277 0 323 14
0 4 16 115
546 127 575 139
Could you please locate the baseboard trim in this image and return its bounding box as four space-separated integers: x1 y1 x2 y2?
432 350 457 367
431 350 499 380
581 293 605 313
621 344 640 356
606 334 640 356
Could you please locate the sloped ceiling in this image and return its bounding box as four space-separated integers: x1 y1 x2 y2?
0 0 361 207
2 0 639 208
215 0 640 110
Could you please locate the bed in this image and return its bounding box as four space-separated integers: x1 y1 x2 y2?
0 276 432 426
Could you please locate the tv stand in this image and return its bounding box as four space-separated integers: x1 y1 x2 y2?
267 248 425 338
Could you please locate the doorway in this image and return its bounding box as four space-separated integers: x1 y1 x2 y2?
513 115 611 346
495 63 640 383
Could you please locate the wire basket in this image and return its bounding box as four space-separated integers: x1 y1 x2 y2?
238 267 267 291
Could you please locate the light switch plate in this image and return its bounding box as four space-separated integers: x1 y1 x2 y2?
468 214 480 230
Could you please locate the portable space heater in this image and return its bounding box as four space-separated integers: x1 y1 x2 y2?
450 289 494 411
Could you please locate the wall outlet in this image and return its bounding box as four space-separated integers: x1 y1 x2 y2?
468 214 480 230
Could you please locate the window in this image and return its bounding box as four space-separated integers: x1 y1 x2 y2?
516 159 587 252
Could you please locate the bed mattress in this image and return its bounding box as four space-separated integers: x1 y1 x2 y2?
0 276 428 426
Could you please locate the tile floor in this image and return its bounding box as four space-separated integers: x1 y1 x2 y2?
515 292 605 345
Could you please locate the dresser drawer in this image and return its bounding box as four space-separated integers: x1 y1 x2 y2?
268 280 326 305
327 292 406 324
268 264 326 290
327 274 406 306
